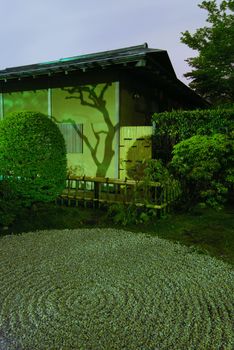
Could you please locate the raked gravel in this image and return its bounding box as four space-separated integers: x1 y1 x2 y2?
0 228 233 350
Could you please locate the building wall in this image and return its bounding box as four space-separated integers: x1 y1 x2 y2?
3 89 48 116
1 82 119 178
120 79 156 127
0 67 206 180
119 126 153 179
118 79 155 178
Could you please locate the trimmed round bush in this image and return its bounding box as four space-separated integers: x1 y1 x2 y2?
0 180 21 227
0 111 67 206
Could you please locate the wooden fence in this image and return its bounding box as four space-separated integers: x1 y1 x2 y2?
119 126 153 179
57 176 181 215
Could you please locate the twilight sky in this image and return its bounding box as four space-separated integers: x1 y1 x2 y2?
0 0 211 84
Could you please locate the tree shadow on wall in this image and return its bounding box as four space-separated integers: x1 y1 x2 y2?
125 136 175 205
57 83 119 177
125 135 152 181
123 135 153 204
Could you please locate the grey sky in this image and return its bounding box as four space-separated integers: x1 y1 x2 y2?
0 0 211 84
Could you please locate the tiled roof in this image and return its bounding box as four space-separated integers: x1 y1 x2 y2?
0 43 209 106
0 43 175 80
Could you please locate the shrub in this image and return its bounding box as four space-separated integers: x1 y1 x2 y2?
0 111 67 206
152 107 234 162
143 159 182 211
107 203 157 226
127 159 175 184
170 133 234 209
0 180 21 227
143 159 174 184
108 160 180 225
127 159 180 201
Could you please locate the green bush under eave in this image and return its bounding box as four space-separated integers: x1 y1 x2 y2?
0 111 67 207
170 133 234 209
152 107 234 162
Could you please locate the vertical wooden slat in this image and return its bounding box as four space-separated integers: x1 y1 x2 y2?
48 88 52 118
75 179 79 207
57 123 83 153
0 92 4 120
59 176 181 215
119 126 153 179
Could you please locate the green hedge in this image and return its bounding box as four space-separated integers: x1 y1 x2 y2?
152 107 234 162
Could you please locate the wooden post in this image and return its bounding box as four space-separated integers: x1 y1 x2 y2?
75 179 79 207
94 181 100 208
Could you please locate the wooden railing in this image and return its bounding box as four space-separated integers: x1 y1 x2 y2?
57 176 181 214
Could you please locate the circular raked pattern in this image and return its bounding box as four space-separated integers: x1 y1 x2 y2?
0 229 233 350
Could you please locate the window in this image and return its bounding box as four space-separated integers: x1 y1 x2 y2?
57 123 83 153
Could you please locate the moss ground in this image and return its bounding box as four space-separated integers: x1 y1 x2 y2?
2 203 234 266
130 205 234 266
0 228 233 350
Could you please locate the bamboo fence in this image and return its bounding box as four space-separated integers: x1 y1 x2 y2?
57 176 181 215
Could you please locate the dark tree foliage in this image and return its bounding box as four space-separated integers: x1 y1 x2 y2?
181 0 234 104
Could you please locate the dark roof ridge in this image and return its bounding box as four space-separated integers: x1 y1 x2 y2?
48 43 151 64
39 43 164 65
0 43 165 74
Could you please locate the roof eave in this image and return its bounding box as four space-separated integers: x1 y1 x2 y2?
0 55 148 82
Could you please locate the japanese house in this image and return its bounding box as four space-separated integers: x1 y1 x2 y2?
0 43 208 179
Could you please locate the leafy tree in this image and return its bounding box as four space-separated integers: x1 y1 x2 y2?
181 0 234 104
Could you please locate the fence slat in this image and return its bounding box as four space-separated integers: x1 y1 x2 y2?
57 176 181 216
